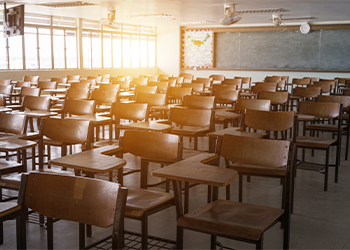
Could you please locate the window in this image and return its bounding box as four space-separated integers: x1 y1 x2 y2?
0 26 7 69
8 36 23 69
91 32 101 68
140 36 148 67
38 28 51 69
82 31 91 69
66 30 77 69
24 27 38 69
112 34 122 68
131 35 139 68
53 29 65 68
148 36 156 67
122 34 131 68
103 33 112 68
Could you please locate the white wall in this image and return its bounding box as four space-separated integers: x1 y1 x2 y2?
156 25 181 76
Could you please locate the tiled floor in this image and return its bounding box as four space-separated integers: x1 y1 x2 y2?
2 125 350 249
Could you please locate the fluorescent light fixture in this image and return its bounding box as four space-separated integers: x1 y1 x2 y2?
127 14 175 19
175 20 216 25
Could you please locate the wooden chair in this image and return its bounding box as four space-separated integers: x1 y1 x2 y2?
90 85 119 113
131 78 148 87
159 74 173 81
209 74 225 84
236 99 271 114
265 76 282 82
66 75 80 82
18 172 127 249
212 85 239 109
316 95 350 160
176 134 293 250
134 85 157 94
7 86 40 107
292 78 311 87
234 76 252 91
87 75 103 84
257 91 289 111
0 85 13 105
98 73 111 83
182 95 215 110
135 93 167 119
37 81 58 97
0 200 23 248
181 83 204 95
169 108 214 150
296 101 342 191
303 77 320 84
14 81 31 88
0 80 11 86
39 118 93 171
179 73 194 83
65 88 90 100
23 76 39 86
81 79 97 88
146 75 159 82
112 80 131 91
344 88 350 96
335 78 350 93
50 77 68 85
289 86 322 111
168 76 183 86
148 81 168 93
70 81 90 90
222 78 242 90
61 99 96 118
193 77 212 90
166 87 192 104
309 81 335 95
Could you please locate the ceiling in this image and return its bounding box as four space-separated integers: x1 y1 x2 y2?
2 0 350 27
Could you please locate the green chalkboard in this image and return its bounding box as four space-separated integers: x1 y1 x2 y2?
215 29 350 71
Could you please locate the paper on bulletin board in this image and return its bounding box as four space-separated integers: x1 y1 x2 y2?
182 29 213 69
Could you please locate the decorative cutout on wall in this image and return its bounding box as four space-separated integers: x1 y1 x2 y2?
182 29 214 69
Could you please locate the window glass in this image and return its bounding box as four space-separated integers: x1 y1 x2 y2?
103 33 112 68
53 29 64 68
8 35 23 69
82 31 91 69
66 30 77 68
91 32 101 68
140 36 147 67
0 26 7 69
39 28 51 69
122 34 130 68
131 35 139 68
112 34 121 68
24 27 37 69
148 36 155 67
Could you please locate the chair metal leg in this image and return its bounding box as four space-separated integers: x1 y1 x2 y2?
141 217 148 250
79 223 85 250
47 217 53 250
324 149 329 191
256 235 263 250
176 226 184 250
239 175 243 202
210 235 216 250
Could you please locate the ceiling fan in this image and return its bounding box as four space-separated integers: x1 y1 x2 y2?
100 10 120 29
220 4 243 26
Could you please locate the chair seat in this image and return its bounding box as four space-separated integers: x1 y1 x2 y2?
0 173 22 190
0 202 21 217
125 187 174 219
295 136 337 149
177 199 284 241
305 124 347 131
0 160 22 175
230 163 287 177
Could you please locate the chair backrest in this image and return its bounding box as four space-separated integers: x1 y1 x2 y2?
135 93 166 107
179 73 194 82
169 76 184 85
131 78 148 86
70 81 90 90
244 109 295 132
169 108 213 127
303 77 320 84
193 78 212 88
20 87 41 97
112 102 148 121
0 112 26 134
66 75 80 81
37 81 57 90
147 75 159 82
91 88 118 104
122 130 180 163
21 172 127 230
15 81 31 88
209 74 225 82
181 83 204 93
299 101 341 119
159 74 173 81
23 75 39 84
135 85 158 94
265 76 282 82
292 78 311 86
80 79 96 87
22 95 51 111
50 78 68 84
251 83 277 93
235 99 271 113
220 134 290 168
182 95 215 110
0 94 3 106
211 86 239 105
148 81 168 93
293 86 321 98
316 95 350 108
276 80 286 89
112 80 130 90
257 91 289 105
0 85 13 95
335 77 350 84
234 76 251 86
308 82 333 94
167 87 192 103
42 118 92 145
222 78 242 87
87 75 102 83
63 99 96 116
98 74 111 83
343 89 350 96
0 79 11 86
99 84 119 93
66 88 90 100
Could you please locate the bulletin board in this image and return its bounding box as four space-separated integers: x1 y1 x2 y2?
181 29 214 69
